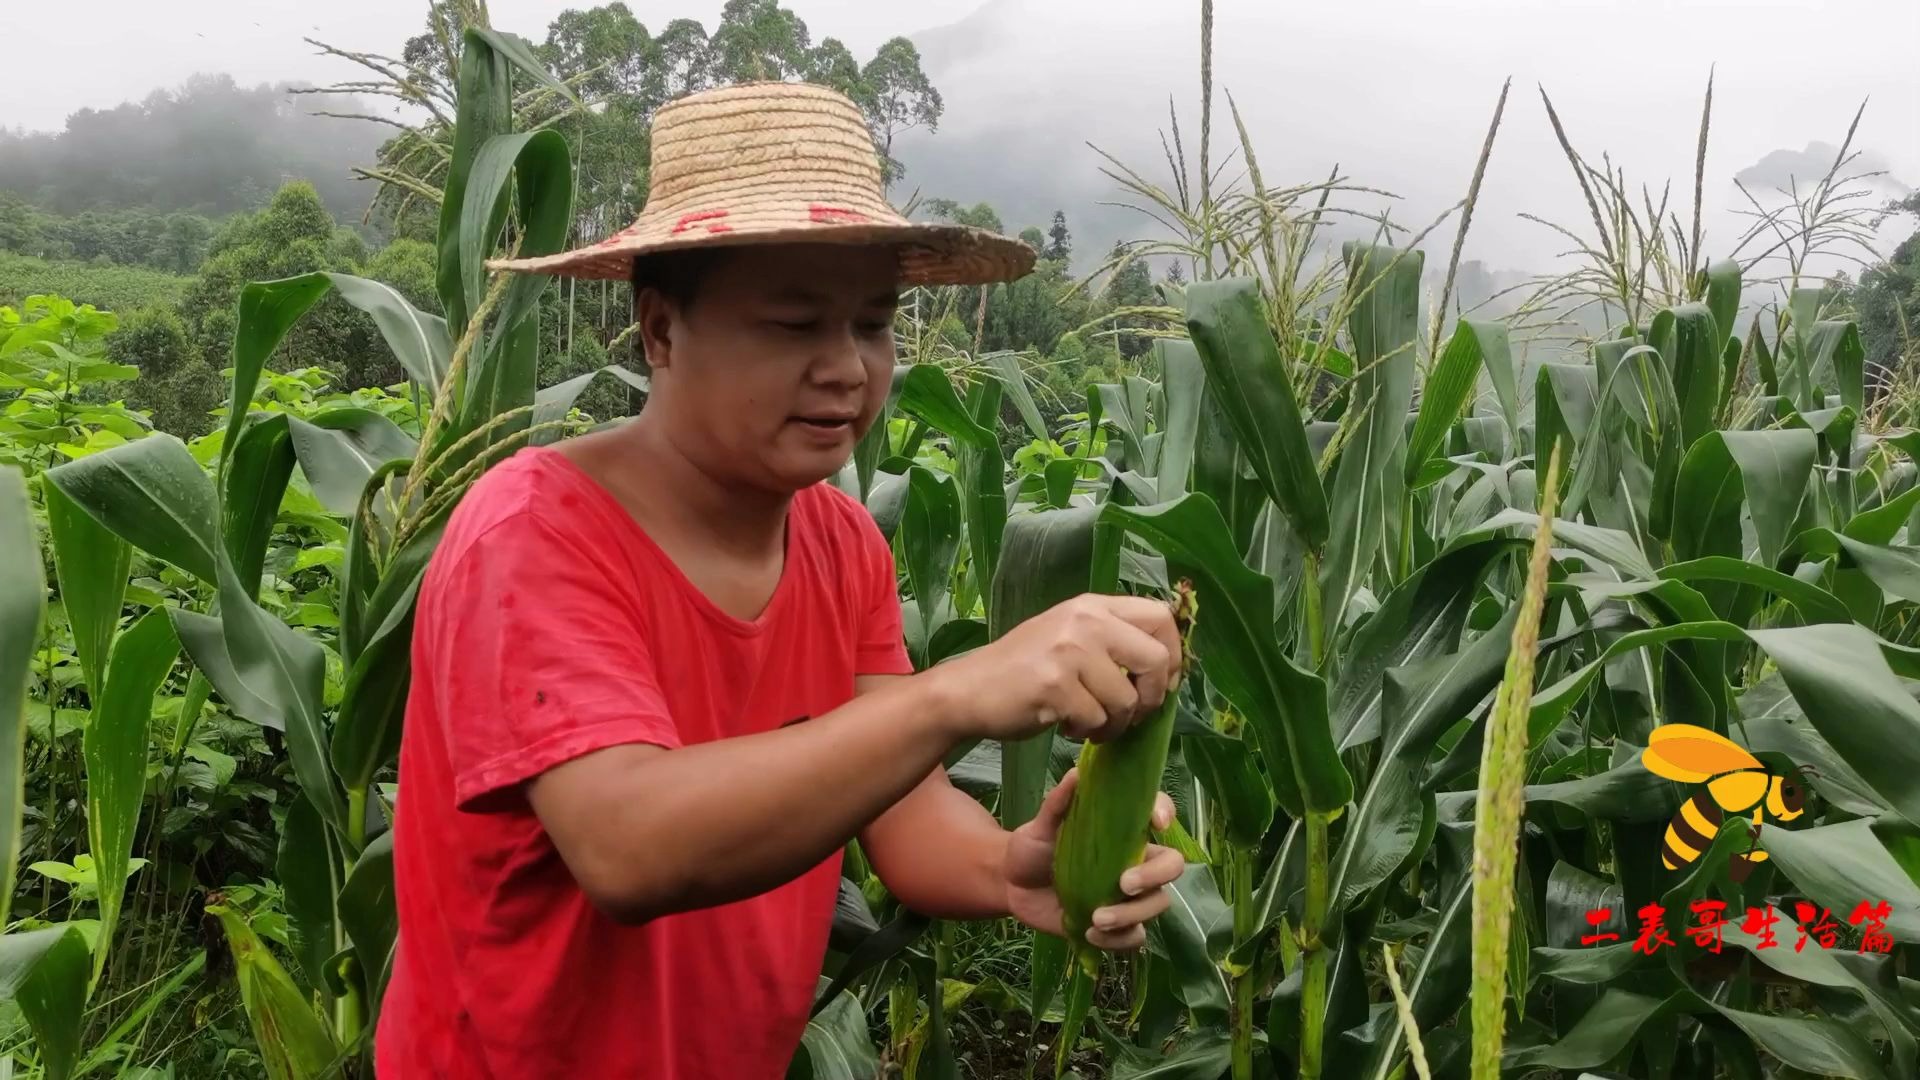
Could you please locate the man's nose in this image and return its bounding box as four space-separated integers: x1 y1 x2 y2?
811 324 868 387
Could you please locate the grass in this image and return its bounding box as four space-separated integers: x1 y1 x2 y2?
0 253 191 313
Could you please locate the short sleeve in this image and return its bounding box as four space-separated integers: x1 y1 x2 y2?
853 509 915 677
415 511 680 810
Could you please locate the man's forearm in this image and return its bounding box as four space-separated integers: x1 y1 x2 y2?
861 772 1013 919
537 673 963 923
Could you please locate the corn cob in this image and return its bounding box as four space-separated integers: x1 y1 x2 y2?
1051 580 1198 976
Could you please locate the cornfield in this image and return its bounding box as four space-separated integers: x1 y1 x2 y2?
2 6 1916 1080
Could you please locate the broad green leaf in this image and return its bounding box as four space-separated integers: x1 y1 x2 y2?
1146 864 1231 1022
960 377 1007 602
1407 320 1507 482
0 926 90 1080
1528 622 1748 746
1103 495 1351 814
45 435 221 586
457 129 573 433
1831 533 1920 605
1747 624 1920 832
1331 606 1518 914
1154 339 1205 502
206 902 342 1080
42 478 129 702
1720 922 1920 1076
470 26 580 105
989 506 1109 828
84 607 179 981
1183 278 1328 549
1449 507 1655 580
331 571 422 792
1656 557 1850 624
899 466 961 666
339 830 397 1011
168 608 279 730
223 413 294 597
1322 244 1423 635
1029 930 1069 1023
1748 315 1778 396
325 272 452 388
438 28 513 332
1667 303 1723 449
1332 538 1519 748
1787 287 1824 409
790 980 881 1080
1110 1030 1234 1079
1182 733 1272 847
286 410 416 519
1760 819 1920 943
277 795 344 1005
1705 258 1742 399
0 466 44 930
214 556 345 835
1671 429 1815 569
531 364 648 441
220 274 334 477
983 351 1049 442
1806 320 1865 414
896 364 993 448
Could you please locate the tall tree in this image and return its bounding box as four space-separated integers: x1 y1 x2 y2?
541 3 652 99
860 38 942 185
709 0 811 82
1045 210 1071 262
1103 242 1158 359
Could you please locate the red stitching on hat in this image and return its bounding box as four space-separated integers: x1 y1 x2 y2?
672 209 732 234
810 205 869 224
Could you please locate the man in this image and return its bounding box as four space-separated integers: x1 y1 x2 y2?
378 81 1186 1078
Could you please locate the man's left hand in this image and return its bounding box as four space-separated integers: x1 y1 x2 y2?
1003 768 1186 951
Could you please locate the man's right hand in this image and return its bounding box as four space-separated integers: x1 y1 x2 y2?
928 594 1184 744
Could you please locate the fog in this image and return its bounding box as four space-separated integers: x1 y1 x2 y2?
4 0 1915 285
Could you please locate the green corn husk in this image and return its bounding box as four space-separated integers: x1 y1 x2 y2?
1052 581 1199 971
206 901 343 1080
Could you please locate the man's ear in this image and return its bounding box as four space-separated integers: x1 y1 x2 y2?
633 287 678 370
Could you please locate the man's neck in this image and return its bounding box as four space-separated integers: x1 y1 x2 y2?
588 413 791 562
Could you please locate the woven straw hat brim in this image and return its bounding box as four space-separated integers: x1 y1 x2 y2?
486 80 1037 287
487 219 1036 287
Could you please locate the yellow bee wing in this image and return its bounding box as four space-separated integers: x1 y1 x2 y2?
1641 724 1762 782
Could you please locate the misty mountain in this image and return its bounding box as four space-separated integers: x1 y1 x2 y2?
0 74 387 221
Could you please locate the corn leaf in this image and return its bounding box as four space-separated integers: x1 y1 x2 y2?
1155 339 1206 503
1321 243 1424 637
44 434 222 586
207 902 342 1080
0 466 43 930
84 606 178 981
0 926 90 1080
988 506 1112 829
1184 277 1328 551
42 478 129 703
1102 494 1351 814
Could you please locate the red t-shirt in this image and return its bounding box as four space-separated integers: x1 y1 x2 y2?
376 446 913 1078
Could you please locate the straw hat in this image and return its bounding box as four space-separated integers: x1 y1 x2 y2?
488 81 1036 286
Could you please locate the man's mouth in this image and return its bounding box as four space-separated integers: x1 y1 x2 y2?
792 415 854 430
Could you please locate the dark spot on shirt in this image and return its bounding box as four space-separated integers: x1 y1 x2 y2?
501 593 517 610
535 690 547 705
560 493 581 510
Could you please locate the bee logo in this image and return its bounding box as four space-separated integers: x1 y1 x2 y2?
1640 724 1817 883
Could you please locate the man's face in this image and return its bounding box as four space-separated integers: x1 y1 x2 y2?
641 243 899 492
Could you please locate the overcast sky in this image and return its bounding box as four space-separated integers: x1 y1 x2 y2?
4 0 1916 276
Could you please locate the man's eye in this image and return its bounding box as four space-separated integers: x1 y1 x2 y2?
857 321 893 337
771 319 816 333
